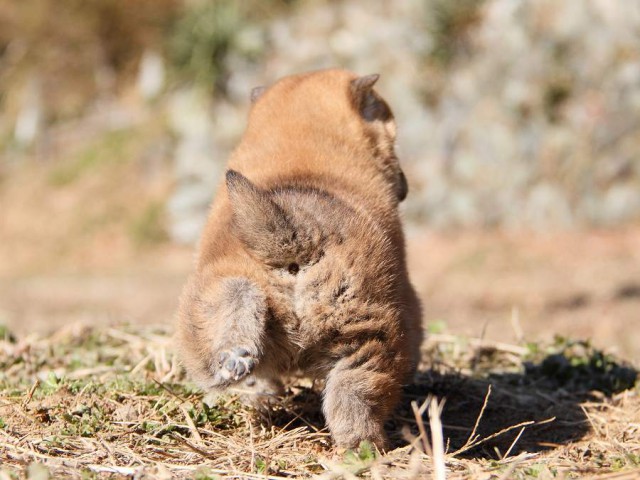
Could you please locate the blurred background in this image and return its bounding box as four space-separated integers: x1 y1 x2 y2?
0 0 639 358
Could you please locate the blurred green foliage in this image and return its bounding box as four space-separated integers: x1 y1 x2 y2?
425 0 485 67
167 0 297 92
167 1 242 92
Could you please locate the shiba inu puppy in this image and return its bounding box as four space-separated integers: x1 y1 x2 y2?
177 69 422 449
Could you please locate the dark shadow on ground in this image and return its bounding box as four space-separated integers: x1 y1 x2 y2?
392 341 638 459
259 340 637 459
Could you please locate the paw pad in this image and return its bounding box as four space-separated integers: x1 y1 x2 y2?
217 347 255 382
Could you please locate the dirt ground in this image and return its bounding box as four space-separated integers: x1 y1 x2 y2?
1 227 638 362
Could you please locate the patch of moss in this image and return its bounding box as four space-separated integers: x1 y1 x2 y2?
523 338 638 395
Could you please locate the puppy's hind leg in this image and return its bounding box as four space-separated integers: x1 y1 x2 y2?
322 343 403 450
178 276 267 389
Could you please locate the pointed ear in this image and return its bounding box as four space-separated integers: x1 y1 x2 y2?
351 74 379 95
226 170 296 258
350 74 391 122
250 86 266 103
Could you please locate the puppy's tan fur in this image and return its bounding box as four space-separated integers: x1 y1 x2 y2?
177 69 423 449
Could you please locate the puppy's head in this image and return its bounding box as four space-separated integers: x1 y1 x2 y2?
248 69 408 202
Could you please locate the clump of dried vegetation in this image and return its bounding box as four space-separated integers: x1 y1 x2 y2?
0 322 638 479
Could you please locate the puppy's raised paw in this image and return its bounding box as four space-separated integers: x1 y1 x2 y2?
215 347 256 384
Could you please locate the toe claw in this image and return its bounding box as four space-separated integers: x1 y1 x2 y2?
234 362 246 377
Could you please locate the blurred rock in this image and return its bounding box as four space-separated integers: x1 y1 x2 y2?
166 88 220 244
14 75 43 147
599 185 640 226
523 183 574 231
137 50 165 101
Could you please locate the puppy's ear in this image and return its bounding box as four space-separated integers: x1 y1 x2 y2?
250 86 266 103
351 73 379 94
226 170 296 257
397 170 408 202
350 74 392 122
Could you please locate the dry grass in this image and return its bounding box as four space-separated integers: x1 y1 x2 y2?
0 323 638 479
